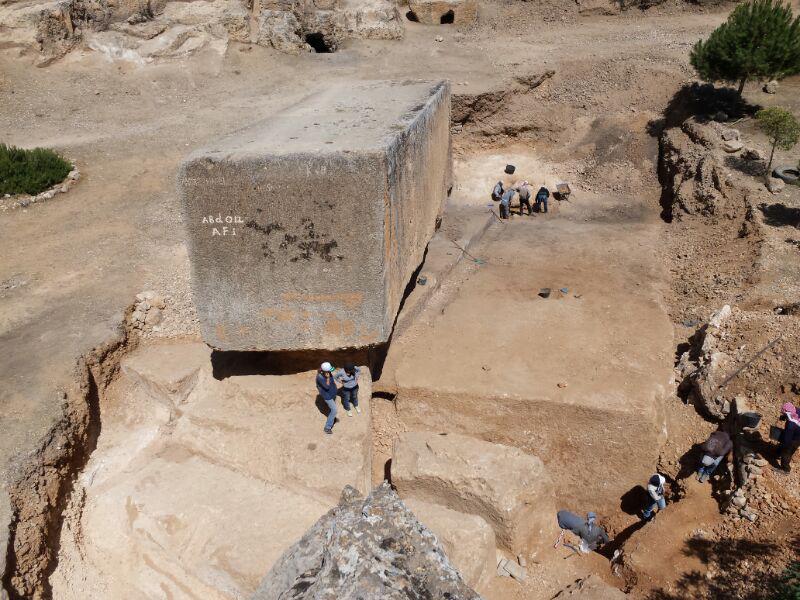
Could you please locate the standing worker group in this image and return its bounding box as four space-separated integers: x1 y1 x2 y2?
315 361 364 434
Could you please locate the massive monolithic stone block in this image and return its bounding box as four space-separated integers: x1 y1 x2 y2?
179 80 451 351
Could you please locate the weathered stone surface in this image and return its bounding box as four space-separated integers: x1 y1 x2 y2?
341 0 404 39
256 9 310 53
392 431 556 553
763 80 778 94
576 0 620 16
723 139 743 153
767 177 785 194
404 498 496 593
408 0 477 25
179 80 451 351
252 484 482 600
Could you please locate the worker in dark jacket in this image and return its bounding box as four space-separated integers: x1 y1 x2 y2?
777 402 800 473
491 181 504 202
554 510 609 553
500 187 516 220
535 185 550 213
697 430 733 482
316 362 338 434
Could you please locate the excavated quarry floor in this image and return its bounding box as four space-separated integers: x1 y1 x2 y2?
7 4 793 597
379 150 674 512
50 342 371 598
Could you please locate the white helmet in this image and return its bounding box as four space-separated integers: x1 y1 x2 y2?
320 361 334 372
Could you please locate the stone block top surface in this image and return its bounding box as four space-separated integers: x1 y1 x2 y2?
188 79 447 158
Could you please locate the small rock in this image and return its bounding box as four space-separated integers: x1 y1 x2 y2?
763 80 778 94
767 178 785 194
500 558 527 582
754 458 768 467
139 300 151 311
722 400 731 415
136 290 157 302
720 128 740 141
557 382 567 388
723 140 743 153
68 169 80 180
517 555 527 567
130 309 146 323
732 496 747 508
708 304 731 328
497 558 510 577
435 35 443 42
145 307 163 325
713 111 729 122
744 511 758 522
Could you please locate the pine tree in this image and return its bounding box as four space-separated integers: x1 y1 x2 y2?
756 107 800 180
690 0 800 95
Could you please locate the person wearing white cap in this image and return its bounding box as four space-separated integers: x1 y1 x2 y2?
316 362 338 434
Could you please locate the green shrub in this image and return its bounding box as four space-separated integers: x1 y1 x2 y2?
0 144 72 196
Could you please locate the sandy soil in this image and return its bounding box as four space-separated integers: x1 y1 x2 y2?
50 342 372 598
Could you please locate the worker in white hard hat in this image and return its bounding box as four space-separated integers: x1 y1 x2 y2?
316 362 338 434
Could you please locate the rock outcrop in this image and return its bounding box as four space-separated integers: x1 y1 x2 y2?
252 483 482 600
391 432 556 553
3 0 403 64
660 118 732 219
676 305 734 420
407 0 476 25
403 498 496 593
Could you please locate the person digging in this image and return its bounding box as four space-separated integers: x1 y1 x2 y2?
554 510 609 555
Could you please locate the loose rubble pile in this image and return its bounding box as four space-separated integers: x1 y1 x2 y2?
128 290 165 330
252 483 481 599
724 395 800 526
676 304 734 420
0 166 80 212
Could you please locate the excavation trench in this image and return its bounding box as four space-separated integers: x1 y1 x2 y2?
3 89 688 599
2 328 136 600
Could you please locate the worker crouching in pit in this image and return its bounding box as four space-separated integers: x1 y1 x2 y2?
554 510 610 555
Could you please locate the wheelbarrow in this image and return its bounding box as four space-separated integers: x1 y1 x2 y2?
555 182 571 201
